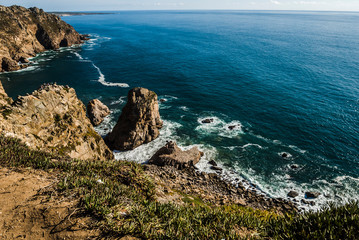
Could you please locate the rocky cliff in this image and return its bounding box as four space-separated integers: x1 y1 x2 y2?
0 5 86 72
0 82 113 160
105 87 163 151
0 81 12 107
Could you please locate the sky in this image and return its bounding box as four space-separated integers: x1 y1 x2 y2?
1 0 359 12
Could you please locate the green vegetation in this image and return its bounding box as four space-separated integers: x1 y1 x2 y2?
0 135 358 239
268 202 359 239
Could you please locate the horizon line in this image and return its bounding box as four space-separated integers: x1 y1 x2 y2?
1 5 359 13
48 9 359 13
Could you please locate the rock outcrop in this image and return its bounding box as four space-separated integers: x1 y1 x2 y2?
148 141 203 170
305 191 321 199
0 5 87 72
0 81 12 107
287 191 299 198
0 83 113 160
87 99 110 126
105 87 163 151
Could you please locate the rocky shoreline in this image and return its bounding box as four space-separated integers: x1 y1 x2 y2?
89 87 298 212
144 164 297 212
0 5 298 215
0 81 298 214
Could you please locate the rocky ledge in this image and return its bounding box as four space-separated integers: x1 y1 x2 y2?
0 82 112 160
145 142 296 211
0 5 87 72
144 164 297 212
149 141 203 170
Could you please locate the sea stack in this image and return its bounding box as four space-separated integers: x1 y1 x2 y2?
87 99 110 126
105 87 163 151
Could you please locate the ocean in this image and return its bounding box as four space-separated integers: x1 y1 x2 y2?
1 10 359 210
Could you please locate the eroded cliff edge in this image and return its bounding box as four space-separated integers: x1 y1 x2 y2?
0 82 112 161
0 5 87 72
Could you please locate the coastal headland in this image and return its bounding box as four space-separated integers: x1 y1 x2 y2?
0 5 88 72
0 5 358 239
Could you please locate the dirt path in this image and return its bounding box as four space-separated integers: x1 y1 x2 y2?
0 168 101 239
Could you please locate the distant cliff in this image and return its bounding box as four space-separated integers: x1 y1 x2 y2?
0 5 87 72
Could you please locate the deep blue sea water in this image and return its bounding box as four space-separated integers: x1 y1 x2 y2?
1 10 359 210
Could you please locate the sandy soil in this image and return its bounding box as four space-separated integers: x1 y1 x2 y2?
0 167 101 239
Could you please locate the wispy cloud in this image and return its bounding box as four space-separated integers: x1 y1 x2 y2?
293 1 327 5
270 0 281 5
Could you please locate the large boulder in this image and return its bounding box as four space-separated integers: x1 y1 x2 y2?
105 87 163 151
0 83 113 161
87 99 110 126
305 191 321 199
287 191 299 198
148 141 203 170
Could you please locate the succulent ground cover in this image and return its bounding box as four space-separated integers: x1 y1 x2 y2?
0 135 358 239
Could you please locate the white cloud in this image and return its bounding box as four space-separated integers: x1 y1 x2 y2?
270 0 281 5
293 1 327 5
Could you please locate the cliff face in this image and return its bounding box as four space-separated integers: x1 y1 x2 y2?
0 81 12 106
0 5 86 72
0 82 113 161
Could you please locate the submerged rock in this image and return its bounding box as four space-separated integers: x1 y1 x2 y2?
210 166 223 172
305 191 321 199
87 99 110 126
148 141 203 170
201 118 214 124
208 160 217 166
105 87 163 151
287 191 299 198
0 83 113 161
290 164 299 169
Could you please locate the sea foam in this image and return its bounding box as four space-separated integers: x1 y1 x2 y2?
196 116 244 138
110 96 126 105
93 63 129 88
72 51 129 88
113 120 182 162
